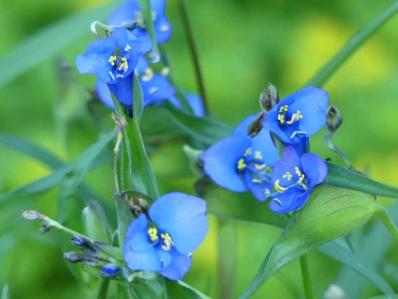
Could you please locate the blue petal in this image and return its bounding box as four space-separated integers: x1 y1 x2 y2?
232 115 256 137
76 38 115 83
141 74 176 105
185 92 205 117
271 146 300 188
151 0 166 14
203 135 250 192
124 214 153 252
156 247 172 268
155 17 172 44
289 86 328 136
136 58 150 74
269 189 310 214
96 80 115 109
243 172 271 202
291 137 309 156
160 249 191 280
108 0 140 25
149 193 208 255
124 247 161 272
108 75 134 107
300 153 327 188
250 128 279 167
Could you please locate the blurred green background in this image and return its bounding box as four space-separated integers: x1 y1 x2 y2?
1 0 398 298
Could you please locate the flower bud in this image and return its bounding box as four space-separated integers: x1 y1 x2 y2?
22 210 42 220
71 236 96 252
247 112 265 138
64 252 85 263
101 263 121 278
323 284 347 299
326 105 343 132
259 84 279 112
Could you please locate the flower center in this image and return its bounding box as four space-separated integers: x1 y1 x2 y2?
108 46 132 81
277 105 308 139
147 227 174 251
274 166 308 194
236 147 272 185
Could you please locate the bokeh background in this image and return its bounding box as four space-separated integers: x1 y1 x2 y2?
1 0 398 298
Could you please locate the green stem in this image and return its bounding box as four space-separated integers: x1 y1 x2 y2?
377 204 398 243
113 129 123 195
300 256 314 299
97 279 110 299
307 0 398 87
217 220 236 299
177 0 209 115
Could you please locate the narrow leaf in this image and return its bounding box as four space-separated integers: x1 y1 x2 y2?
326 162 398 199
1 285 9 299
165 280 210 299
137 0 160 62
0 3 117 88
239 185 378 299
82 200 112 243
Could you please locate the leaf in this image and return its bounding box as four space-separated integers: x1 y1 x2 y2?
334 204 398 298
82 200 112 243
239 185 379 299
132 277 167 299
165 280 210 299
0 130 115 202
0 2 117 88
164 105 232 147
133 75 144 122
369 296 398 299
0 133 63 168
1 285 9 299
319 239 394 295
202 184 288 228
124 118 159 199
137 0 160 62
326 162 398 199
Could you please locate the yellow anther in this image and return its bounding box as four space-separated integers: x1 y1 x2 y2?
282 171 292 181
254 163 267 170
294 166 302 177
244 147 252 157
160 233 173 251
254 151 263 160
141 68 154 81
118 57 129 72
274 179 288 193
147 227 159 242
286 111 303 125
108 55 117 66
237 158 246 171
124 44 132 51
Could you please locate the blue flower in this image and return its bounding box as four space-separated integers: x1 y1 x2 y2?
269 146 327 214
76 28 151 107
203 116 279 202
95 58 176 109
124 193 207 280
101 264 121 278
169 92 206 117
263 87 328 144
109 0 172 44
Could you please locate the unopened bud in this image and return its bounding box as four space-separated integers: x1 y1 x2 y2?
248 112 265 138
71 236 96 252
64 252 85 263
326 105 343 132
259 84 279 112
101 263 121 278
22 210 42 220
323 284 347 299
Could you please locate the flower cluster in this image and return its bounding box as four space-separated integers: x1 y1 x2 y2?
77 0 204 116
203 86 329 213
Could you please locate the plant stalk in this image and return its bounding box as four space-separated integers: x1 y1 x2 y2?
300 255 315 299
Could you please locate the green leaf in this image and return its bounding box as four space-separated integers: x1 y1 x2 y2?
306 0 398 87
114 194 133 246
82 200 112 243
165 105 232 147
239 185 379 299
369 295 398 299
132 277 167 299
319 239 394 295
0 130 115 202
203 184 288 228
334 204 398 298
165 280 210 299
0 3 117 88
0 133 63 168
326 162 398 199
133 75 144 122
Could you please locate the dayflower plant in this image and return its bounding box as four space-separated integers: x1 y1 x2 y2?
269 146 327 213
203 115 279 201
263 86 328 144
76 28 151 108
124 193 208 280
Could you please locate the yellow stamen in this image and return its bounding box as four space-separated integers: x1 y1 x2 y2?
244 147 252 157
124 44 132 52
274 179 287 193
118 57 129 72
254 151 263 160
282 171 292 181
160 233 173 251
237 158 246 171
147 227 158 242
286 110 303 125
108 55 117 66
